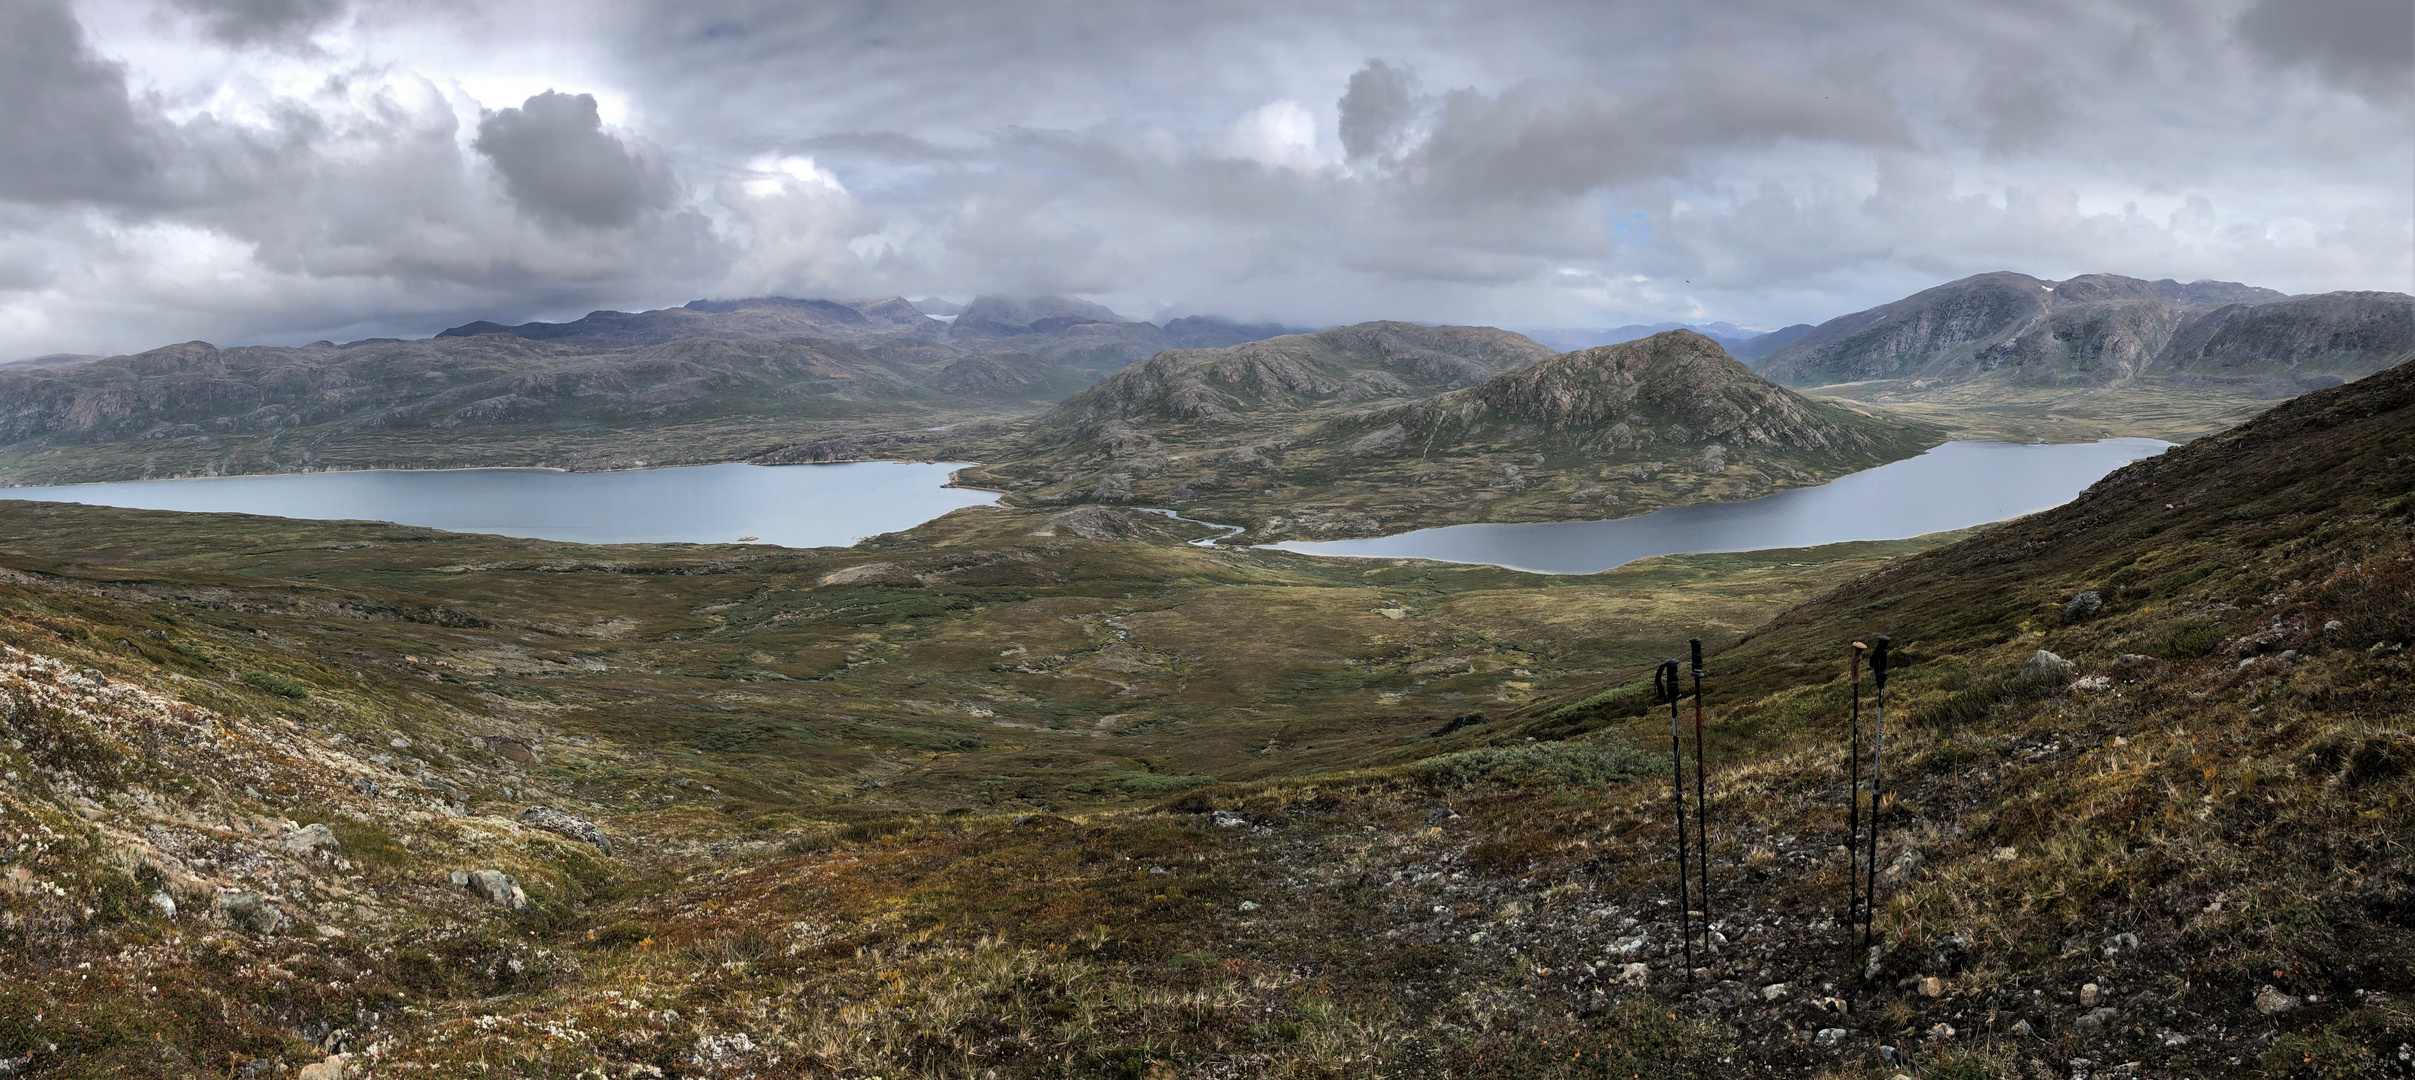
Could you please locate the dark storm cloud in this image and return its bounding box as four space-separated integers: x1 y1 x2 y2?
1338 59 1419 161
171 0 347 47
0 0 164 205
1414 53 1913 203
2234 0 2414 100
474 91 671 229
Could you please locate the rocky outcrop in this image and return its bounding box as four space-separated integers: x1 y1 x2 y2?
1761 272 2411 388
518 806 612 855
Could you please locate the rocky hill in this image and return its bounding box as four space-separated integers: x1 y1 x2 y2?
0 333 1025 484
1760 271 2414 388
969 329 1941 539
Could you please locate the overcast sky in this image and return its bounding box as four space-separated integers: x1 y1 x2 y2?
2 0 2409 358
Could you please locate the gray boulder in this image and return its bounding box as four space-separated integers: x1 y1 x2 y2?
2063 591 2104 624
216 892 290 935
463 869 529 911
282 823 342 854
518 806 613 855
2019 650 2076 683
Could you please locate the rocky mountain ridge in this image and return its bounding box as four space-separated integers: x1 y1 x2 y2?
1761 271 2414 388
969 328 1939 539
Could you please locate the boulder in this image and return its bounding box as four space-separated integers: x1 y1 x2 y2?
297 1056 347 1080
481 736 539 764
216 892 289 935
282 823 342 854
2062 591 2104 624
463 869 529 911
2254 985 2298 1015
518 806 613 855
2018 650 2076 683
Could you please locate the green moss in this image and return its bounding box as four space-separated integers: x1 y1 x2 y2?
238 670 309 699
1413 738 1656 789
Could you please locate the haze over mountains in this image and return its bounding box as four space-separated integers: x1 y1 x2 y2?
1761 272 2415 390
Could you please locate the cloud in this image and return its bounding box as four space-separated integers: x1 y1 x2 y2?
170 0 347 48
1338 59 1419 162
473 91 671 229
0 0 165 206
2234 0 2413 101
0 0 2406 359
1413 53 1914 204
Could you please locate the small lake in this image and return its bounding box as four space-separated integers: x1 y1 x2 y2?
0 462 999 548
1262 439 2172 575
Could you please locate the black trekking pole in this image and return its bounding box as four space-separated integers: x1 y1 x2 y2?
1845 640 1867 957
1690 638 1709 935
1862 636 1891 955
1658 658 1692 975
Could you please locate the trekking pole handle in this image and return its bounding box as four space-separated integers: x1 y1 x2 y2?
1871 636 1891 690
1655 659 1680 703
1690 638 1703 680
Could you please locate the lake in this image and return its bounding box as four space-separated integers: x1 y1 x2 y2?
0 462 999 548
1260 439 2172 574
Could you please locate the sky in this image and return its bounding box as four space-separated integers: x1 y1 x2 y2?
1 0 2409 359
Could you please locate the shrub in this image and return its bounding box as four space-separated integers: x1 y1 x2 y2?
238 670 308 699
1413 739 1656 789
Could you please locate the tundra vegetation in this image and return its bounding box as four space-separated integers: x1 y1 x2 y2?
1 355 2411 1076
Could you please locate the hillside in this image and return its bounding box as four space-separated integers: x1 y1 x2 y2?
971 329 1942 540
0 332 2402 1078
0 333 1025 485
1761 271 2414 389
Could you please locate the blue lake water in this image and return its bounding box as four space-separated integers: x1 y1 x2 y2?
0 462 998 548
1261 439 2173 575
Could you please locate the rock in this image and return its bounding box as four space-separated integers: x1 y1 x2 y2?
481 735 539 764
1927 1022 1956 1041
1211 810 1249 828
1815 1028 1848 1047
1237 900 1259 912
2075 1007 2120 1036
448 870 470 887
1761 982 1791 1001
216 892 289 935
148 890 177 921
2079 983 2101 1007
1879 847 1926 886
2115 653 2154 667
464 869 529 911
2254 985 2298 1015
1917 975 1945 997
2063 591 2104 624
2020 650 2077 683
1619 962 1649 986
2071 674 2113 693
296 1056 347 1080
282 823 342 854
518 806 612 855
2101 932 2140 957
349 778 379 798
2010 1019 2034 1038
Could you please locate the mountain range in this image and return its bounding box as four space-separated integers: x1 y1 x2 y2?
1760 272 2415 390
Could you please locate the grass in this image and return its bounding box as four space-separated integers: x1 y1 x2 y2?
0 362 2408 1075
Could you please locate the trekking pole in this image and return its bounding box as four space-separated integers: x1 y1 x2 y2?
1658 658 1692 975
1845 640 1867 957
1690 638 1709 936
1862 636 1891 955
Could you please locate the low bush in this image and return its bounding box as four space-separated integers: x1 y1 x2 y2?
1413 738 1656 789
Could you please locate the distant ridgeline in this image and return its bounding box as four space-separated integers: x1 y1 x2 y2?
0 296 1308 484
1758 272 2415 391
